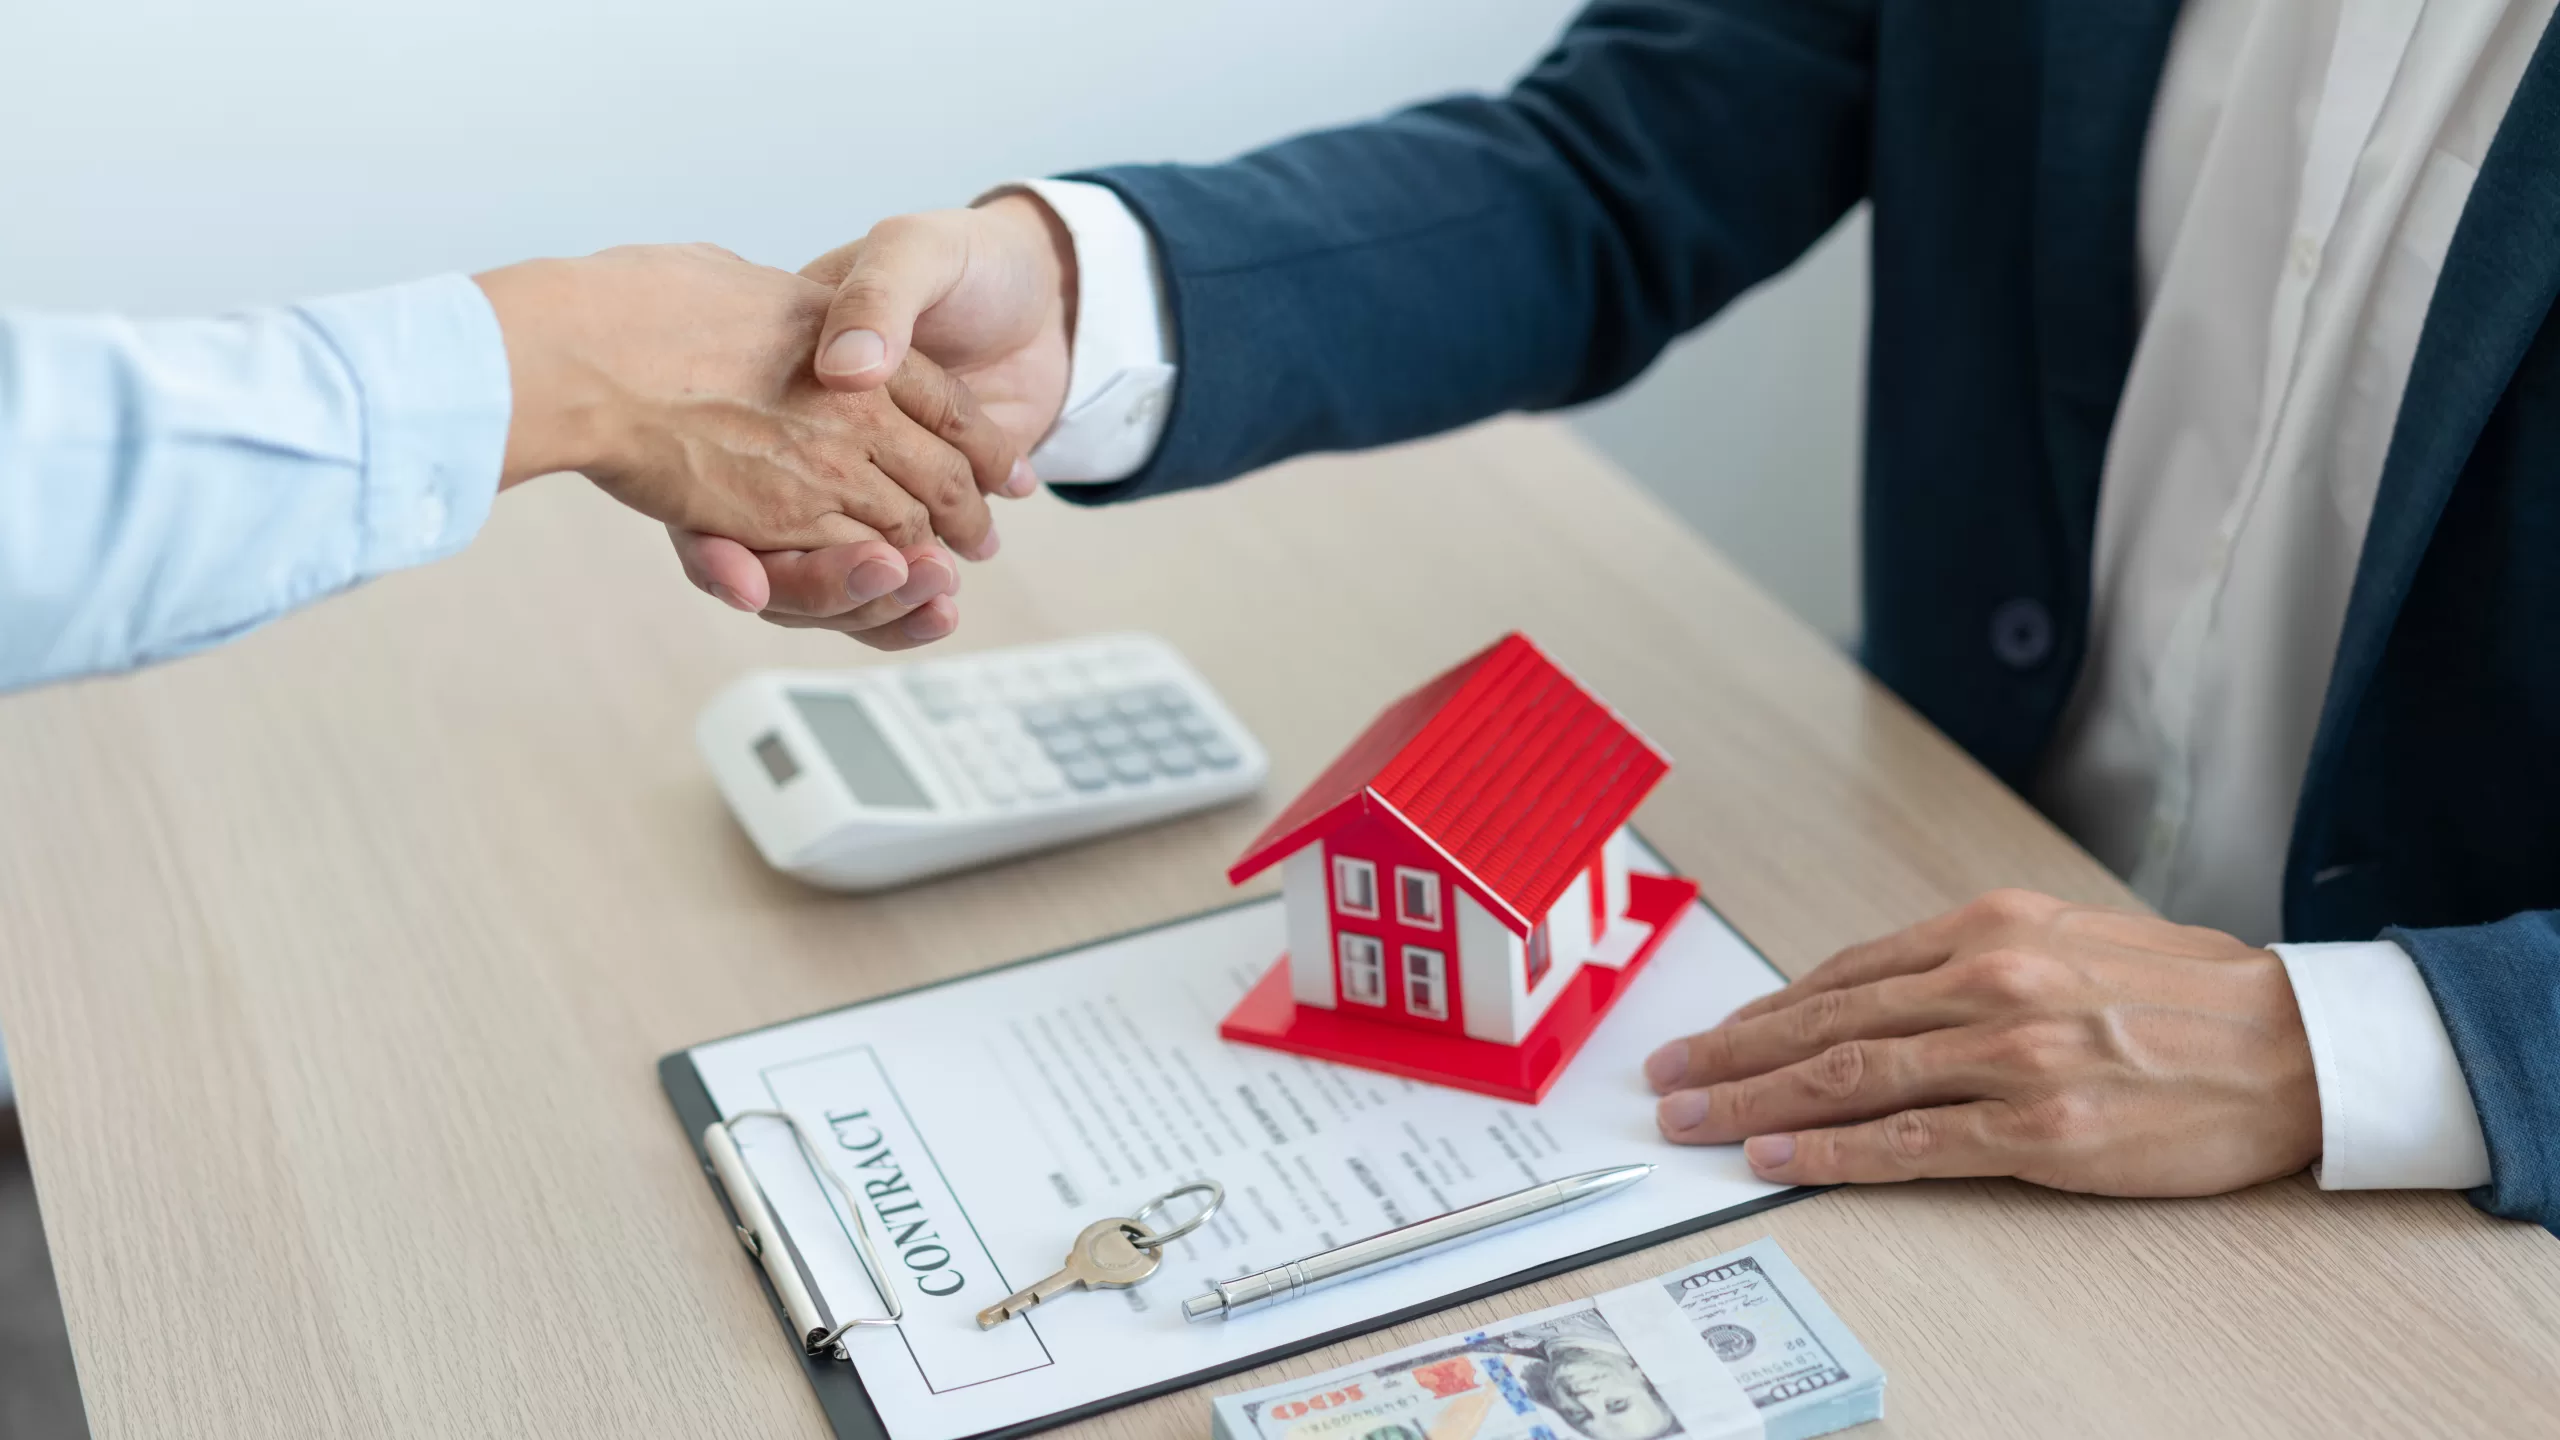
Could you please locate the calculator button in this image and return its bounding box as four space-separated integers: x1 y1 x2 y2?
1152 742 1199 776
1067 697 1111 726
1145 684 1188 710
906 676 965 721
1199 738 1241 769
977 771 1021 806
1019 702 1069 734
1133 717 1175 745
1043 732 1093 763
1110 690 1160 721
1086 721 1135 752
1177 712 1222 741
1108 751 1155 784
1019 763 1067 799
1064 758 1110 791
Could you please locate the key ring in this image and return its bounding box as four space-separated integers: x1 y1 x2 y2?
1127 1180 1224 1248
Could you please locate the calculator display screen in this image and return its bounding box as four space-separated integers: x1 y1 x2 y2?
787 691 933 810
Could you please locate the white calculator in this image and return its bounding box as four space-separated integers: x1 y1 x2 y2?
697 633 1270 891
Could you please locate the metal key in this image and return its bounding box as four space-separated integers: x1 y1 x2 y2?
977 1218 1161 1329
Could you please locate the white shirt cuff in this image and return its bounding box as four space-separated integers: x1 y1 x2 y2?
1007 178 1176 484
293 273 510 574
2273 939 2491 1190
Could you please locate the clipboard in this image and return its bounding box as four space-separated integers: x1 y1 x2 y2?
660 854 1824 1440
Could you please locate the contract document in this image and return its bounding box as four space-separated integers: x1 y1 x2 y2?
669 837 1807 1440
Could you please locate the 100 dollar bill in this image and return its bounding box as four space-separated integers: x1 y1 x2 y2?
1232 1302 1694 1440
1212 1239 1880 1440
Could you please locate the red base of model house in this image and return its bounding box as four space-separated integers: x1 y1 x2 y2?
1219 871 1702 1103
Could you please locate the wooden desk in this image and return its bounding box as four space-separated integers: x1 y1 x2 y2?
0 420 2551 1438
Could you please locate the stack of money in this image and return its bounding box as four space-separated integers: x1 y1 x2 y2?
1210 1238 1883 1440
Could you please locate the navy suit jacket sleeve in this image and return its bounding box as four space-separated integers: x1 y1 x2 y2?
2388 917 2560 1229
1059 0 1875 503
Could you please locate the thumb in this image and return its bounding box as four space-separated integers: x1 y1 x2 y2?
811 212 972 393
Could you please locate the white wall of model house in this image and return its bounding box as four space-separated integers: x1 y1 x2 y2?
1276 826 1643 1045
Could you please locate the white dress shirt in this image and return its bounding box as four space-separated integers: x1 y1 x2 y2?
1023 0 2546 1191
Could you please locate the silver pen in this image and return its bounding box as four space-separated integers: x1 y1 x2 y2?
1180 1163 1654 1322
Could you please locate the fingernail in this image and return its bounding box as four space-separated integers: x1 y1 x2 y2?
708 583 754 613
960 523 1001 562
1658 1090 1711 1133
846 558 905 604
893 558 951 607
1643 1041 1688 1093
900 605 954 643
1002 459 1039 498
1745 1134 1796 1170
818 328 886 378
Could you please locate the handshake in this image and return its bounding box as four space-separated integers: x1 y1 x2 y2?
474 192 1076 651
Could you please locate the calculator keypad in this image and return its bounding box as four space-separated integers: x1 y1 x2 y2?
902 654 1242 808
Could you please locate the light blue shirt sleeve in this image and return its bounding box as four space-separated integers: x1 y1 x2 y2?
0 273 512 692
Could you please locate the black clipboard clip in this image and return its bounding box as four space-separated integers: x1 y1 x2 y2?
704 1109 905 1358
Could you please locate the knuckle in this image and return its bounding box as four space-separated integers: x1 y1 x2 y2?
891 504 933 547
867 493 928 546
838 278 896 315
1808 1041 1870 1101
1724 1081 1777 1136
1968 888 2048 932
1959 948 2050 1006
1793 987 1850 1044
933 451 979 512
1881 1108 1937 1163
913 378 967 440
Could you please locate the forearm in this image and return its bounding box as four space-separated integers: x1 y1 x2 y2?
0 276 508 691
1066 0 1876 501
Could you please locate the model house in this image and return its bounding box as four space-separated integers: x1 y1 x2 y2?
1218 633 1697 1101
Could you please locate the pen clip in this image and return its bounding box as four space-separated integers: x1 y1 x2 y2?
706 1108 905 1356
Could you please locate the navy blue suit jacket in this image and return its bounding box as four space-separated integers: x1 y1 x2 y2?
1059 0 2560 1231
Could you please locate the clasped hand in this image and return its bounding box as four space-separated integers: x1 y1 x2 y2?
475 227 1062 648
1645 890 2323 1196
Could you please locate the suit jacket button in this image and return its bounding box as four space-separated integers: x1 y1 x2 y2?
1990 597 2054 670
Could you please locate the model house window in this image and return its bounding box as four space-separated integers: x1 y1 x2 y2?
1333 856 1379 917
1395 867 1442 928
1403 946 1448 1020
1338 933 1385 1005
1525 922 1552 989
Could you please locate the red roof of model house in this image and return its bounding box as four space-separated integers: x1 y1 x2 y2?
1227 633 1669 934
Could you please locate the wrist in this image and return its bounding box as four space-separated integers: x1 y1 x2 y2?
975 190 1078 366
2253 945 2326 1173
473 259 622 488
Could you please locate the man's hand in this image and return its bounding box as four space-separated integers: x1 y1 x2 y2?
666 527 962 650
475 243 1016 578
804 192 1076 451
666 194 1079 650
1643 890 2321 1196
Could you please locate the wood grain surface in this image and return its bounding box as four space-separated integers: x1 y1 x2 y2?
0 419 2551 1438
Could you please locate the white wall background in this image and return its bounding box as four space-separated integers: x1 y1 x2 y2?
0 0 1865 640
